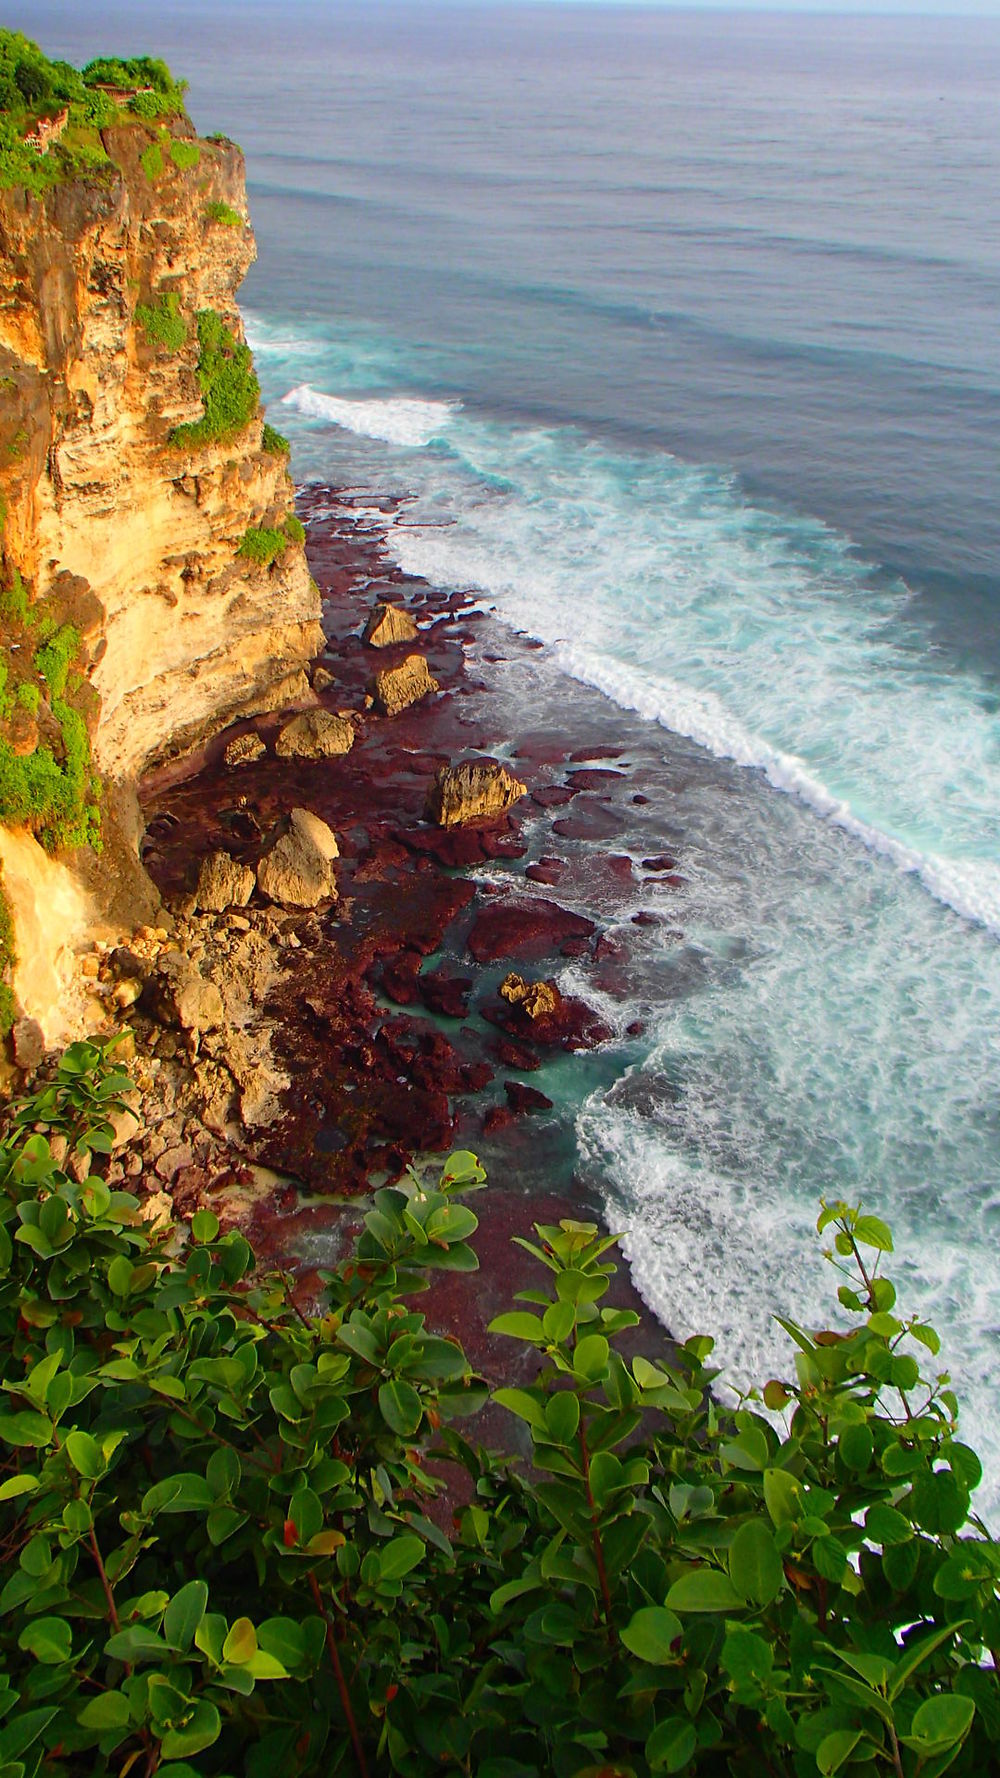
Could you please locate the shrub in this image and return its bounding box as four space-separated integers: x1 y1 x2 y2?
134 291 187 353
34 622 79 699
283 512 306 546
204 198 242 226
0 568 28 625
0 682 100 853
261 422 291 456
140 139 162 182
0 873 14 1035
169 309 260 451
0 1039 996 1778
15 680 39 713
237 525 289 567
168 135 199 171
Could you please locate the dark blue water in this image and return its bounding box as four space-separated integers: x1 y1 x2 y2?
25 2 1000 1506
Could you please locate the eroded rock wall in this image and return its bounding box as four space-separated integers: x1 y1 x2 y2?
0 117 321 785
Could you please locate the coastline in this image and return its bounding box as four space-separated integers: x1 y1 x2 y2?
133 480 685 1375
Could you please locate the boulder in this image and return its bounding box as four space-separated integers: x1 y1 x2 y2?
312 665 336 692
426 759 527 828
373 654 439 717
257 806 339 908
194 850 255 913
504 1080 554 1115
499 973 562 1021
467 898 595 964
224 732 266 768
11 1017 44 1072
275 709 354 760
363 602 420 648
149 954 225 1035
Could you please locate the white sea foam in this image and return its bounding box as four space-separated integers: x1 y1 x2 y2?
281 383 459 448
382 422 1000 937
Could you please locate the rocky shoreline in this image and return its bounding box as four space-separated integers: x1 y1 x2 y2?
54 483 688 1373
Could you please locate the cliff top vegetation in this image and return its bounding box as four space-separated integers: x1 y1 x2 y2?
0 30 188 195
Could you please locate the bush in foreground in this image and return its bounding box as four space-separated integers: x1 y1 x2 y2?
0 1042 996 1776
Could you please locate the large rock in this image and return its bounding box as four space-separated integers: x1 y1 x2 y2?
467 898 595 964
11 1017 44 1072
275 709 355 760
224 732 265 769
499 973 562 1021
363 602 420 648
195 850 255 913
427 760 527 828
373 654 439 717
149 954 226 1035
256 807 340 908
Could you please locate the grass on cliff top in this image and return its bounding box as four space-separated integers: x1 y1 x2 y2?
169 308 260 451
0 30 188 194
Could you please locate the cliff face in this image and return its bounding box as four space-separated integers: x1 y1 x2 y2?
0 117 321 786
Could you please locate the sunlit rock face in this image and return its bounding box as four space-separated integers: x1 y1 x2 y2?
0 118 321 787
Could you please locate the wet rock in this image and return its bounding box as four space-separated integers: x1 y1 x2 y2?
224 732 265 768
567 768 626 791
363 601 420 648
531 785 575 809
467 898 595 963
418 970 472 1019
484 1105 516 1135
257 807 339 909
275 709 354 760
525 857 564 886
642 854 678 872
373 653 439 716
195 850 255 914
504 1080 554 1114
11 1017 44 1072
426 759 526 828
495 1037 542 1072
499 973 562 1021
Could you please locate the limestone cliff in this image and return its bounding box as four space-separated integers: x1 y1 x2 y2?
0 116 320 784
0 111 323 1043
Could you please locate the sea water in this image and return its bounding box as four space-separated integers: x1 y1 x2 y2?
27 2 1000 1508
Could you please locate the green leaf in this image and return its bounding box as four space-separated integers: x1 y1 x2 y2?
573 1333 610 1380
487 1312 545 1343
838 1423 874 1473
0 1411 52 1448
865 1503 912 1547
163 1580 208 1651
0 1706 58 1762
544 1391 581 1445
853 1215 893 1252
378 1379 422 1438
817 1729 862 1774
78 1691 131 1730
160 1699 221 1759
18 1615 72 1664
105 1626 172 1662
646 1717 697 1773
378 1534 423 1581
901 1694 975 1753
191 1209 220 1243
621 1607 683 1665
222 1617 257 1664
494 1387 546 1430
107 1254 134 1296
0 1474 39 1501
289 1487 323 1544
666 1568 745 1613
888 1622 967 1700
763 1466 802 1526
729 1519 783 1606
64 1429 104 1479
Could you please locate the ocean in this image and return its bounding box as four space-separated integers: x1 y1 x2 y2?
27 2 1000 1506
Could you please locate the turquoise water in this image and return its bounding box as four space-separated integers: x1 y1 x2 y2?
27 2 1000 1507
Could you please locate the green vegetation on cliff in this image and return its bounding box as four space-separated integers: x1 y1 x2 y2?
204 198 243 228
0 32 187 195
170 309 260 451
237 514 306 568
0 1041 995 1777
0 874 14 1034
135 291 187 353
0 585 100 853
